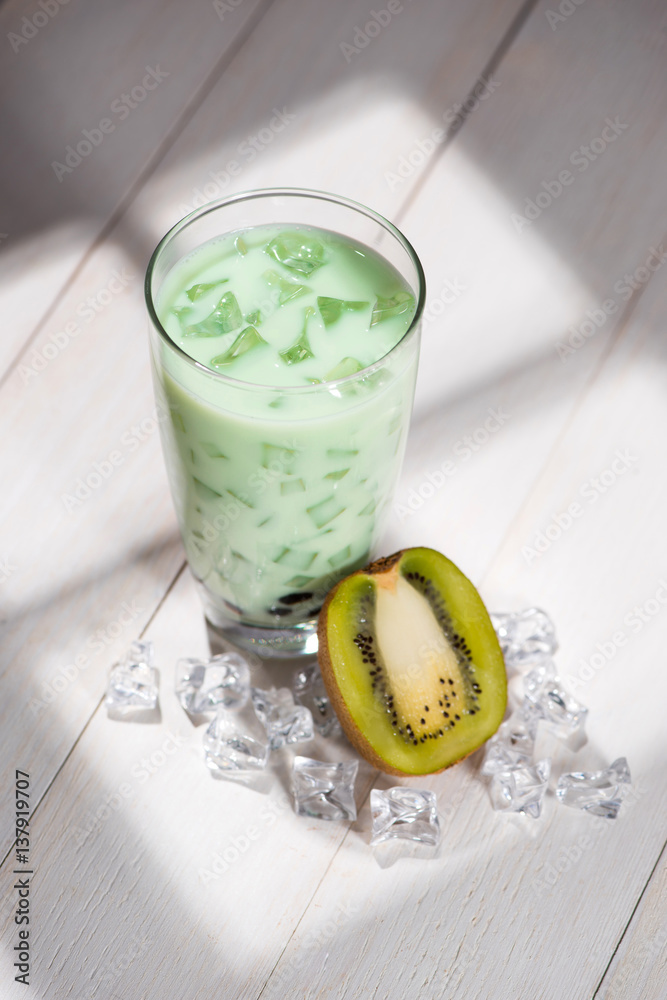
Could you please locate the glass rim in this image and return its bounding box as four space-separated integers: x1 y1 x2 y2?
144 186 425 394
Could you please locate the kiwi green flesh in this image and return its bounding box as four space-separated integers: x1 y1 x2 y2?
319 547 507 776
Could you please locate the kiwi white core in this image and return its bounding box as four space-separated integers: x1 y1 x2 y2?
374 575 464 734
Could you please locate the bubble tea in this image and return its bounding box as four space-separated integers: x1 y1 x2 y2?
146 191 424 656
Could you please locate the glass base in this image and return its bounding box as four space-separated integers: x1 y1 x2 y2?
198 584 320 659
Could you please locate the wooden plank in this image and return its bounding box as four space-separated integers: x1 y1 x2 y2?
594 847 667 1000
0 0 272 377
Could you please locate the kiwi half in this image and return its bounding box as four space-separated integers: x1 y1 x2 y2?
318 547 507 776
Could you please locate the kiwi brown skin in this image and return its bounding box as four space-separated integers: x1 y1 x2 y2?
317 547 507 777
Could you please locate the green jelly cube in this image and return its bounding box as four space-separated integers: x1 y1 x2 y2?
274 548 318 570
324 469 349 481
328 545 352 569
280 340 313 366
170 410 186 433
226 488 254 509
172 305 194 322
200 442 229 459
265 231 327 275
370 291 415 327
326 448 358 460
210 326 267 368
193 477 223 501
306 496 345 529
317 296 369 327
261 443 297 474
263 269 310 305
279 307 316 366
184 318 220 338
184 291 243 339
280 478 306 496
215 293 247 332
324 357 363 381
185 279 228 302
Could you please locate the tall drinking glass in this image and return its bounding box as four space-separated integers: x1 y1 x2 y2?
145 189 424 657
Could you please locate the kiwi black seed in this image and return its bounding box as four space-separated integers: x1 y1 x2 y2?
318 546 507 776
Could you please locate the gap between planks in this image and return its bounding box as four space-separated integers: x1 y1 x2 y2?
392 0 540 232
255 769 379 1000
591 835 667 998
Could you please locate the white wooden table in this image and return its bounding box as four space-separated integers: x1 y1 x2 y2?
2 1 666 996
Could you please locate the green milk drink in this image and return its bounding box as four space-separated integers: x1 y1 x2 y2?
151 223 420 630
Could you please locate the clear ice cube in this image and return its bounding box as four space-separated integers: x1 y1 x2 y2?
489 759 551 818
523 666 588 740
522 659 558 695
105 640 158 714
556 757 631 819
292 756 358 820
491 608 558 668
175 652 250 714
124 640 154 668
516 698 544 740
481 713 535 776
293 663 341 738
204 705 269 773
370 788 440 846
251 687 314 750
